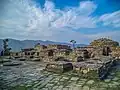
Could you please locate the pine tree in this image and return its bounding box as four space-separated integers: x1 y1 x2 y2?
3 39 11 56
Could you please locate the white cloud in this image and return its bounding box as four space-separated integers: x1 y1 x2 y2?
44 0 55 11
52 1 97 29
79 1 97 16
0 0 97 41
98 10 120 27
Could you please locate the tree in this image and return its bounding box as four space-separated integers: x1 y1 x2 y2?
70 40 76 49
3 39 11 56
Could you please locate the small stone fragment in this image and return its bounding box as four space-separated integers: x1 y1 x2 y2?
104 79 111 83
71 77 79 81
112 77 119 81
86 80 94 85
82 86 89 90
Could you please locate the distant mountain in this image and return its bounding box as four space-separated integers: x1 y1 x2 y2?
0 39 87 52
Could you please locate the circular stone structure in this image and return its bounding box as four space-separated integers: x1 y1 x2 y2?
90 38 119 47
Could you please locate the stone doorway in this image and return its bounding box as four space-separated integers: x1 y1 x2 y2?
37 52 39 56
103 47 111 56
48 50 53 56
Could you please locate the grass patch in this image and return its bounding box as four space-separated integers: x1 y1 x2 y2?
11 85 28 90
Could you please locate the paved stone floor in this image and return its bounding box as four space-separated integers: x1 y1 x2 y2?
0 60 120 90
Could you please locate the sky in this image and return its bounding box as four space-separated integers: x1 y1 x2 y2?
0 0 120 44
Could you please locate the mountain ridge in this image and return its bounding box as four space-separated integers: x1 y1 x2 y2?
0 39 87 52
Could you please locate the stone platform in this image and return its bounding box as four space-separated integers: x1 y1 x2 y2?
73 59 115 80
45 56 116 80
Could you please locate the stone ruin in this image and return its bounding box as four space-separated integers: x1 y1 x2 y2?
10 42 117 80
11 42 113 62
11 44 72 61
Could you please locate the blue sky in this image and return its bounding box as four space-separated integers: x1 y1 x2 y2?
0 0 120 44
36 0 120 15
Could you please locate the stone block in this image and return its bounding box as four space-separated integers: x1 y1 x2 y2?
45 61 73 73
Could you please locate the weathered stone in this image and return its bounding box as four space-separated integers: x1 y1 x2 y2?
62 88 69 90
52 80 58 83
44 88 49 90
104 79 111 83
107 75 113 79
45 83 54 87
33 82 42 88
71 77 79 81
52 86 58 90
86 80 95 85
26 84 32 87
3 61 22 66
55 88 61 90
58 85 63 89
112 77 119 81
78 81 86 85
60 79 65 82
111 72 115 75
72 86 80 90
99 82 108 88
90 88 96 90
45 62 73 73
112 81 119 86
76 83 83 87
69 82 77 86
62 77 69 80
108 83 117 88
82 86 90 90
76 84 82 87
101 84 108 88
98 88 106 90
80 79 87 81
33 88 39 90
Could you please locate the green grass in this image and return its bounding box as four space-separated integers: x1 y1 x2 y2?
12 85 28 90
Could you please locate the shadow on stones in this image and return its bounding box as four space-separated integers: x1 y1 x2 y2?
102 60 120 80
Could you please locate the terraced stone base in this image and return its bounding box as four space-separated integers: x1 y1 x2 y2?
0 60 120 90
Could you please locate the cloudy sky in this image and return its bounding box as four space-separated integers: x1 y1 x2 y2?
0 0 120 44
